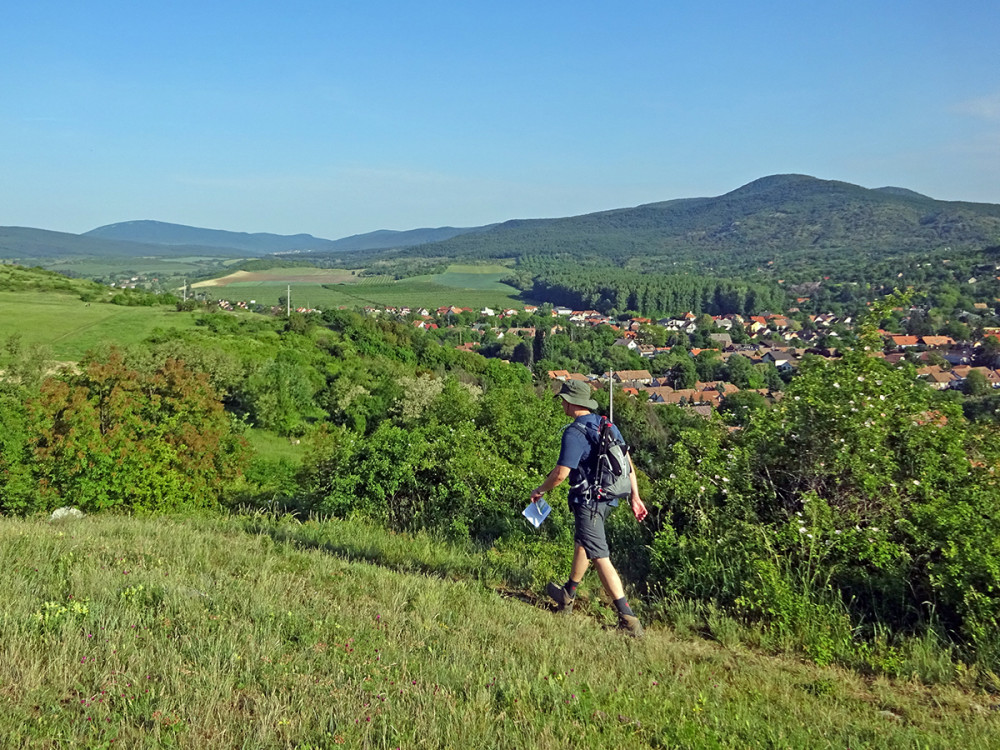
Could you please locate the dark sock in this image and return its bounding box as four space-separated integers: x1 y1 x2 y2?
565 579 580 598
613 597 634 617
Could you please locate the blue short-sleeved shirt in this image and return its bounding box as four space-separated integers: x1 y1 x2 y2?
557 413 624 506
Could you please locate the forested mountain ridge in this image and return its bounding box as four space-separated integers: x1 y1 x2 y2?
84 220 488 255
84 220 336 255
0 222 488 263
377 174 1000 273
0 226 247 260
6 175 1000 277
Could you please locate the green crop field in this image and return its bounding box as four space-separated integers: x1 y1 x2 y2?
0 291 203 360
408 263 519 292
200 264 526 310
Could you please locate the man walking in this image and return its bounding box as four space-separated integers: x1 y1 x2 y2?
531 380 648 637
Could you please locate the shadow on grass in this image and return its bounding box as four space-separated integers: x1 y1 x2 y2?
237 516 539 595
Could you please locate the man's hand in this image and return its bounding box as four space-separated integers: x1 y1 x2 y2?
631 496 648 522
530 487 545 503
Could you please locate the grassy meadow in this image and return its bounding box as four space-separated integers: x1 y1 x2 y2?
0 290 203 361
196 264 525 311
3 512 999 749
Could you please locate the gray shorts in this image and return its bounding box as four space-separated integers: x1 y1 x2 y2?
572 501 615 560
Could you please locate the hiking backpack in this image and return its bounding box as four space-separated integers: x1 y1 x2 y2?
569 416 633 503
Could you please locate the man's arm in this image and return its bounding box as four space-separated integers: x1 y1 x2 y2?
530 465 570 502
627 454 648 522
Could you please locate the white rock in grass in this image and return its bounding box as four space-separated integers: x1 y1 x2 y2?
50 507 85 522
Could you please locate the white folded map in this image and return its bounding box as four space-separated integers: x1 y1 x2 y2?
522 498 552 528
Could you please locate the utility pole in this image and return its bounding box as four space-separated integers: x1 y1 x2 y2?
287 285 291 317
182 279 187 302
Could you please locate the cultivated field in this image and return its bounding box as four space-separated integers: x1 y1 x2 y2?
195 264 526 310
193 268 371 288
0 291 202 360
3 513 998 749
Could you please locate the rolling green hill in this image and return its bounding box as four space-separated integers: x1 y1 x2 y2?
84 220 337 255
0 226 247 261
0 265 201 360
84 220 489 254
366 174 1000 273
8 175 1000 284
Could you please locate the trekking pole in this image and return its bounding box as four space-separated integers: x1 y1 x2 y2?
609 369 614 423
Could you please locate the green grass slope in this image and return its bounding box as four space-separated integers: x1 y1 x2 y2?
3 513 998 749
0 290 203 361
0 266 206 360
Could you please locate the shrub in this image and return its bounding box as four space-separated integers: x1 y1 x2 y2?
28 348 249 513
649 344 1000 668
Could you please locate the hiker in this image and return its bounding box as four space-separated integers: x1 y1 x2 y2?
530 380 648 637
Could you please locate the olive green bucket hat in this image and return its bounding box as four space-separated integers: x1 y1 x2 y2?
556 380 598 410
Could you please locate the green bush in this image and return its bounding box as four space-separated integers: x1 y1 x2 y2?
648 343 1000 669
27 348 249 513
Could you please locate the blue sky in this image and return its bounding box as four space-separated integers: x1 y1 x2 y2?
2 1 998 239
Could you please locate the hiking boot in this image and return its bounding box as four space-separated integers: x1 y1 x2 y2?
617 613 644 638
546 582 575 613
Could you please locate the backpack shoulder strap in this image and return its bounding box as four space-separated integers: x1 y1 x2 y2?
565 419 598 443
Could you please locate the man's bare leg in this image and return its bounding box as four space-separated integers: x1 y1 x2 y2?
592 556 626 601
570 544 590 582
593 556 643 637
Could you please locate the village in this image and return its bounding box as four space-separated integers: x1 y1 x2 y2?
202 288 1000 410
330 301 1000 416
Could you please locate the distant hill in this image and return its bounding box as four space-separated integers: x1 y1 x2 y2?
0 221 488 266
84 221 337 255
7 175 1000 274
399 174 1000 271
0 226 247 260
84 220 488 255
323 225 492 252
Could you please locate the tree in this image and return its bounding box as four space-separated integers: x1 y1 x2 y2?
532 329 547 363
670 357 698 389
726 355 764 389
242 351 320 435
964 369 991 397
512 341 533 368
719 390 768 426
29 349 248 513
694 350 725 382
636 325 668 347
976 335 1000 367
